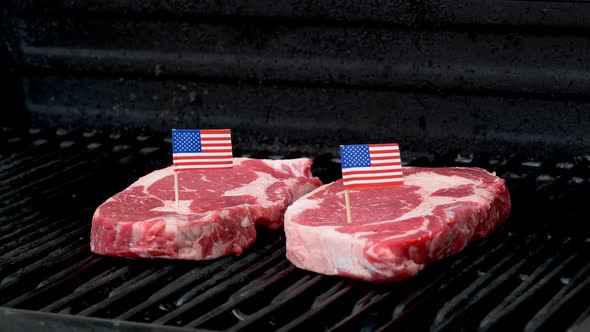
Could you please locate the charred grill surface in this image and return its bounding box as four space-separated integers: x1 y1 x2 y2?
0 128 589 332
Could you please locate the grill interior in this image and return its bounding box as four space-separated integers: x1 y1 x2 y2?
1 127 589 332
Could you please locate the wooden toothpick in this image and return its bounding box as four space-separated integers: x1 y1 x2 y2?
174 171 180 208
344 189 352 224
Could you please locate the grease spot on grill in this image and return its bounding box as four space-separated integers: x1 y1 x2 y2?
522 161 542 167
560 278 570 285
109 133 121 140
113 145 129 153
87 143 102 150
137 135 150 142
139 147 159 155
28 128 41 135
60 141 74 149
536 174 555 182
477 270 485 277
56 128 69 136
33 139 48 146
158 303 175 312
455 153 473 163
83 130 97 138
503 172 525 180
556 162 574 169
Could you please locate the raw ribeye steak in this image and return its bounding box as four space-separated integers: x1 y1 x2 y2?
91 158 321 260
284 167 510 282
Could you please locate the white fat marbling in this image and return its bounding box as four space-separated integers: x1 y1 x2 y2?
223 171 274 204
150 200 194 214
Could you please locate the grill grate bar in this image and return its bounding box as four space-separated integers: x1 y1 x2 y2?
42 265 134 312
184 262 296 328
0 147 53 174
479 252 578 332
431 236 550 331
77 266 178 317
0 160 90 203
3 256 103 308
0 147 88 184
116 236 286 321
115 258 231 320
0 211 45 241
525 259 590 332
326 290 390 332
0 155 35 174
0 208 90 243
228 274 325 332
0 155 80 187
275 281 354 332
0 218 88 257
0 197 34 217
0 241 90 291
0 224 90 269
154 247 287 325
570 306 590 332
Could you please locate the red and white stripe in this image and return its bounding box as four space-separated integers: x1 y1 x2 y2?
173 129 233 171
342 143 403 188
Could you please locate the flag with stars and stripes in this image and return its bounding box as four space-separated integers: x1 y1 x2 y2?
172 129 233 171
339 143 403 189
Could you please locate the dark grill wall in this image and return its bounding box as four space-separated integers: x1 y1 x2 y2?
2 0 590 156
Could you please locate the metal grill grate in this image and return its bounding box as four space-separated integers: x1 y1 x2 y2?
0 128 589 332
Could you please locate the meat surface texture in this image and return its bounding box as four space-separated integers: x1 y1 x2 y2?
284 167 511 282
91 158 321 260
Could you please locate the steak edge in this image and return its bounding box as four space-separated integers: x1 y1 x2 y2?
284 167 511 282
91 158 321 260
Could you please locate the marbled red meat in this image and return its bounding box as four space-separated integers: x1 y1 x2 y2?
284 167 510 282
91 158 321 260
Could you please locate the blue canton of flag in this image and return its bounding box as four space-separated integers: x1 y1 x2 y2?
340 145 371 168
172 130 202 153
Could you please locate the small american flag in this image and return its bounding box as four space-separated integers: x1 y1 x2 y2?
339 143 403 188
172 129 233 171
